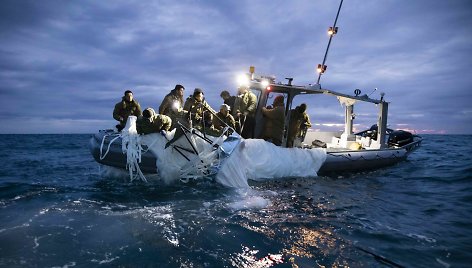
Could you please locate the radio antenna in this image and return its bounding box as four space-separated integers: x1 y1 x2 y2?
316 0 344 85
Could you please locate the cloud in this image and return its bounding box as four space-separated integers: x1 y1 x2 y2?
0 0 471 134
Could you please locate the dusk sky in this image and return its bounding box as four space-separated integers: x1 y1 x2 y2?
1 0 471 134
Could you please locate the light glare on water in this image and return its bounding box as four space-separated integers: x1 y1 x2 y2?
0 134 471 267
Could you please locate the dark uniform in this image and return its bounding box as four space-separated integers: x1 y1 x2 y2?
213 111 236 134
113 97 142 130
159 90 186 129
136 108 172 135
233 89 257 138
220 90 237 112
202 126 221 137
224 96 237 112
197 121 221 137
261 104 285 146
287 105 312 147
165 88 214 148
183 96 215 128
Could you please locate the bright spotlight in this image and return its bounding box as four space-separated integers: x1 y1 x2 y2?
328 26 338 36
316 64 327 74
237 74 250 86
261 80 269 88
172 101 180 111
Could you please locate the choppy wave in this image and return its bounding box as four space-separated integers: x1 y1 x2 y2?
0 134 470 267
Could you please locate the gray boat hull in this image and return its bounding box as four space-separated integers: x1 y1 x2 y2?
89 130 158 173
89 130 422 176
319 143 420 175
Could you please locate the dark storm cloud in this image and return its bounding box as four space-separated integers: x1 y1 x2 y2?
0 0 471 133
318 1 472 134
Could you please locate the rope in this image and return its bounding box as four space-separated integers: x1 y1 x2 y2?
98 124 149 183
327 150 403 161
99 134 121 160
99 118 240 183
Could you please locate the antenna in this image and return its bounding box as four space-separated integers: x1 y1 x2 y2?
368 88 377 97
316 0 344 85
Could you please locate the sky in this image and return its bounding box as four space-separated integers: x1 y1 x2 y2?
0 0 471 134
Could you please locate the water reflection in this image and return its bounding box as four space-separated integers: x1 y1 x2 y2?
230 245 283 268
228 181 357 267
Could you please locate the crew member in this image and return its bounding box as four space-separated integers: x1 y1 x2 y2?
183 88 216 128
113 89 142 131
261 95 285 146
198 111 220 137
220 90 237 112
287 103 312 147
213 104 236 135
159 84 187 129
136 108 172 135
233 86 257 138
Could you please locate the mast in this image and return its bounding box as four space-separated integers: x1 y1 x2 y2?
377 101 389 148
316 0 344 85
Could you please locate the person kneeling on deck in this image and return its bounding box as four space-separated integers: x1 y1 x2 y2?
196 111 220 137
213 104 236 135
113 90 142 131
164 88 217 148
183 88 216 128
261 95 285 146
287 103 312 147
136 108 172 135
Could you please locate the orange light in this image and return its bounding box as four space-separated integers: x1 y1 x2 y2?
266 86 271 91
316 64 327 74
328 26 338 36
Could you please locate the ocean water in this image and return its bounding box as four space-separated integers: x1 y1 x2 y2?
0 134 471 267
